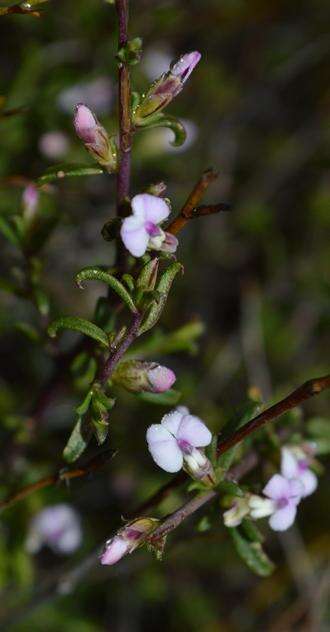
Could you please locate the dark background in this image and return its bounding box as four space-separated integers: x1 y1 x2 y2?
0 0 329 630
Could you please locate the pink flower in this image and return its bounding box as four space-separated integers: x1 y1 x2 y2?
281 446 318 497
100 518 158 566
26 504 82 555
120 193 177 257
146 407 212 476
170 51 202 90
73 104 117 171
263 474 304 531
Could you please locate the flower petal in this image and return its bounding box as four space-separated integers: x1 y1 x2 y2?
300 469 318 497
281 447 298 479
146 423 172 445
120 215 149 257
100 536 128 565
131 193 170 225
161 410 184 437
177 414 212 447
148 438 183 472
288 477 304 502
269 504 297 531
263 474 291 501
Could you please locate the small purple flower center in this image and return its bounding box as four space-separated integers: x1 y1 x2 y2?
177 439 192 454
145 221 160 237
298 459 309 472
277 497 289 509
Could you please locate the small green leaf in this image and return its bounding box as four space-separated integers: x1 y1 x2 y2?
241 519 264 544
0 216 21 248
63 417 93 463
33 286 50 316
76 390 93 416
217 481 244 497
75 268 137 313
91 417 109 445
48 316 109 347
139 262 183 335
136 258 159 293
196 516 212 532
37 163 103 185
137 389 181 406
136 113 187 147
229 527 275 577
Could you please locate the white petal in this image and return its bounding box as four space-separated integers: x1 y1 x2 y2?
177 414 212 447
269 504 297 531
300 469 318 497
120 215 149 257
281 447 299 479
161 410 184 437
249 495 275 519
146 423 172 445
148 438 183 473
131 193 170 225
263 474 291 500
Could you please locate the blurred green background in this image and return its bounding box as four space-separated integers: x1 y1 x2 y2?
0 0 329 630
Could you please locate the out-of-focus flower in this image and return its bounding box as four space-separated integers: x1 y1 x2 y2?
22 184 39 220
262 474 304 531
134 51 201 123
39 131 69 160
146 407 214 483
58 77 113 115
113 360 176 393
120 193 177 257
26 504 82 555
281 446 318 497
100 517 158 566
74 104 117 172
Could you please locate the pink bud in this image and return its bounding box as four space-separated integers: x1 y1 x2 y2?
171 51 202 87
162 232 178 254
74 104 98 143
100 535 128 565
22 184 39 218
147 365 176 393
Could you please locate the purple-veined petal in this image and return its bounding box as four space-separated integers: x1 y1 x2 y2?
161 410 184 437
177 414 212 448
269 503 297 531
100 536 128 565
300 469 318 497
281 447 299 479
120 215 149 257
131 193 170 225
263 474 291 501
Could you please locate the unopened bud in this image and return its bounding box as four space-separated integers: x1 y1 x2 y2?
74 104 117 172
113 360 176 394
134 51 201 124
100 517 158 566
22 184 39 220
223 497 250 527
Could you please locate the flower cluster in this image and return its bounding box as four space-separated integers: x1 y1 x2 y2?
224 445 318 532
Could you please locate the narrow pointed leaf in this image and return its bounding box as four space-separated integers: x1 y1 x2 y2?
75 268 137 313
137 389 181 406
37 163 103 185
139 262 183 335
48 316 109 347
63 417 93 463
229 527 275 577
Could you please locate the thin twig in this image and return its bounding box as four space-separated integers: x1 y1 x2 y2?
166 168 219 235
0 450 114 512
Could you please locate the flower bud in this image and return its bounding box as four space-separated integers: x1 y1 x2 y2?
223 497 250 528
22 184 39 221
100 517 158 566
134 51 201 124
113 360 176 394
74 104 117 172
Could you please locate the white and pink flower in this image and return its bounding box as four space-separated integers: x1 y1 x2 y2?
120 193 178 257
100 517 158 566
281 446 318 497
146 407 213 481
26 504 82 555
